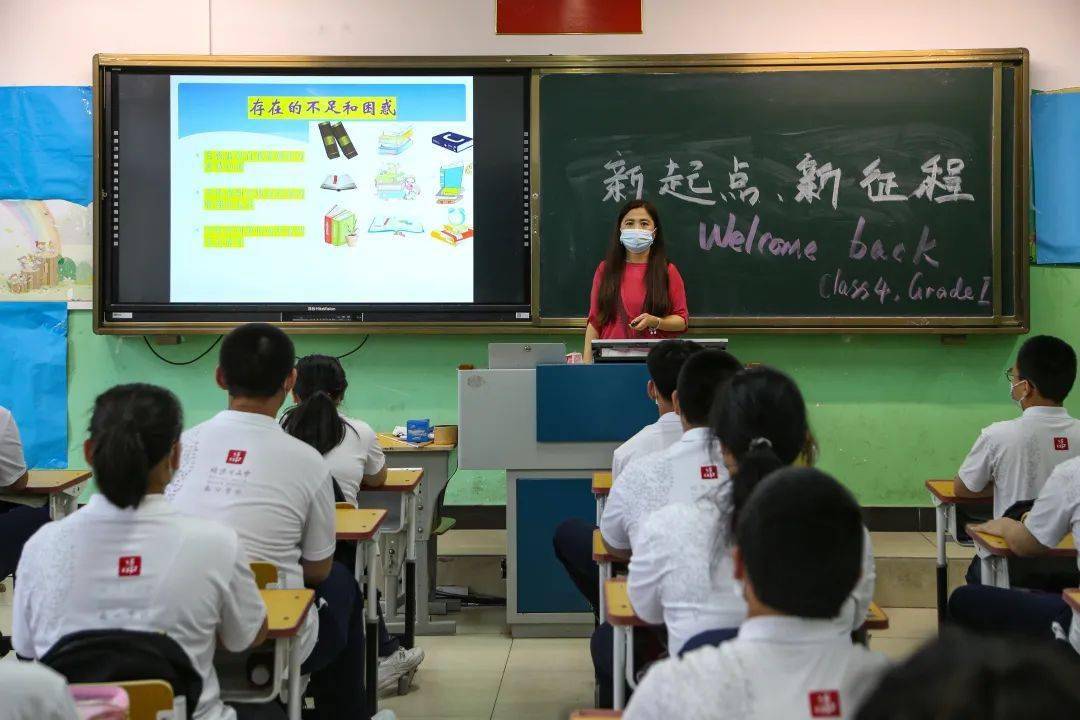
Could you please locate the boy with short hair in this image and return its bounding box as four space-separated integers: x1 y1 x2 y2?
167 323 390 720
624 468 890 720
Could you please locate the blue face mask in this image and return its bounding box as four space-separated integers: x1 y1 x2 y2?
620 228 654 254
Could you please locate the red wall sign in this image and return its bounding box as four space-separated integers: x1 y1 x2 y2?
496 0 642 35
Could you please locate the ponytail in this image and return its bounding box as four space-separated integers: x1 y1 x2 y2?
89 384 182 509
281 354 352 455
729 440 786 533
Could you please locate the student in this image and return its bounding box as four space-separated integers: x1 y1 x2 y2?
12 384 271 720
281 353 424 693
552 339 702 610
165 324 392 720
0 404 50 589
954 335 1080 569
624 469 890 720
590 349 742 707
855 629 1080 719
680 368 876 654
0 662 79 720
948 451 1080 647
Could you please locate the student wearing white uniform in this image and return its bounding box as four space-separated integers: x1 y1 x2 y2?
591 349 742 708
953 335 1080 579
680 368 876 655
552 339 705 614
0 662 79 720
282 353 424 694
12 384 272 720
949 453 1080 648
625 469 890 720
166 324 392 720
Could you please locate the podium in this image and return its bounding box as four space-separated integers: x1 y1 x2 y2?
458 360 656 637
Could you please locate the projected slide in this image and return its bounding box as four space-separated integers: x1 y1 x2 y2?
168 75 475 303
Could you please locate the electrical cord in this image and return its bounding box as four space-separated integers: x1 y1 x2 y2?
143 335 222 366
336 335 370 360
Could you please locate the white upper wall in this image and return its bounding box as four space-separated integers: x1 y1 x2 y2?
1 0 1077 88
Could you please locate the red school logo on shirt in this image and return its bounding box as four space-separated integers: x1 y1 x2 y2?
118 556 142 577
809 690 841 718
1055 437 1070 451
700 465 719 480
226 449 248 465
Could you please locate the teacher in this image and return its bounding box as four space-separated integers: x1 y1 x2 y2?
584 200 689 362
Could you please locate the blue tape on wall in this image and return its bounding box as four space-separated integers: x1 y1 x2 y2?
0 303 68 468
1032 91 1080 265
0 86 92 205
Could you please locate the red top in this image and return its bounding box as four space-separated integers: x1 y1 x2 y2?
588 261 689 339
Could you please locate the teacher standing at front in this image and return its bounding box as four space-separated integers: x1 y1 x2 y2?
584 200 689 362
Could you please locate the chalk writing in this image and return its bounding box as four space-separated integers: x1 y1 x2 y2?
602 158 644 203
911 155 975 203
859 158 906 202
794 153 842 209
729 157 760 206
659 159 716 206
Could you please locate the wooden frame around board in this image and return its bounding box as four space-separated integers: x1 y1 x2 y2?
92 50 1029 335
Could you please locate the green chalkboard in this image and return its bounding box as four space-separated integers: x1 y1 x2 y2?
537 62 1026 330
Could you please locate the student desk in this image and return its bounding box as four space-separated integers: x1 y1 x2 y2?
376 433 458 637
0 469 92 519
592 529 622 632
925 480 992 622
592 471 612 525
74 680 175 720
865 602 890 631
261 588 315 720
335 505 387 714
604 578 650 711
966 525 1077 588
1064 588 1080 614
358 468 422 649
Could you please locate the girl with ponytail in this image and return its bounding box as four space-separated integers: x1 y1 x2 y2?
281 354 387 506
12 384 270 720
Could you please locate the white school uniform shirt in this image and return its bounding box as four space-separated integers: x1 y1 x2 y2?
601 427 729 551
0 662 79 720
0 405 28 488
1023 455 1080 655
630 497 876 652
958 405 1080 521
12 495 265 720
612 411 684 480
324 415 386 506
624 616 890 720
166 410 336 663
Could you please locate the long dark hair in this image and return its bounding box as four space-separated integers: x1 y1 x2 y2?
710 367 816 533
594 200 671 329
88 383 183 509
281 354 352 455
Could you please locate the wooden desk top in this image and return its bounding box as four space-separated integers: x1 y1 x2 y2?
1064 588 1080 614
358 467 423 493
592 471 612 497
604 578 649 627
377 432 456 453
966 525 1077 558
925 479 993 505
20 469 92 495
261 589 315 639
335 507 388 541
865 602 889 630
592 529 623 563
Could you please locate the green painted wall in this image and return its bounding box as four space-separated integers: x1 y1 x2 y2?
65 265 1080 507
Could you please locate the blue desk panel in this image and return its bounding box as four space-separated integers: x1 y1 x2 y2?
516 477 594 614
536 363 655 442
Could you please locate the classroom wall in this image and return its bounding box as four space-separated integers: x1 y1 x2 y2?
5 0 1080 505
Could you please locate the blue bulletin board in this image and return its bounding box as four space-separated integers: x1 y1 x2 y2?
0 302 68 468
1033 90 1080 265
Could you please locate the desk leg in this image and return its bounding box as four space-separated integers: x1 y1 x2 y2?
405 491 418 650
625 627 636 690
365 539 379 716
979 556 993 587
286 637 301 720
612 624 625 711
935 504 947 625
992 558 1009 589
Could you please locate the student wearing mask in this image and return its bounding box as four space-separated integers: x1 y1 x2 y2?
281 353 424 694
166 324 392 720
624 469 890 720
552 339 702 611
12 384 271 720
954 335 1080 574
583 200 688 363
680 368 876 654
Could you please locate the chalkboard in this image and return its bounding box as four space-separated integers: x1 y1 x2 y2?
537 58 1027 331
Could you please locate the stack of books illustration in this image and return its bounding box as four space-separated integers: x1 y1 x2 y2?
374 165 411 200
318 121 357 159
323 205 358 246
435 164 466 204
430 223 473 246
378 126 414 155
